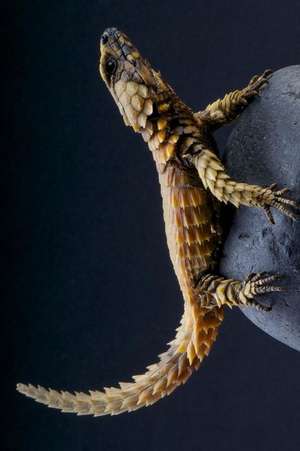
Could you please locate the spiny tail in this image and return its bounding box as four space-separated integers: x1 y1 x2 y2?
16 304 223 416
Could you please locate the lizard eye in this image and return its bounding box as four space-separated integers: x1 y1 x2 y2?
105 57 117 76
101 33 108 45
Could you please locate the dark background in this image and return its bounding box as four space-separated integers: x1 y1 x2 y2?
8 1 300 450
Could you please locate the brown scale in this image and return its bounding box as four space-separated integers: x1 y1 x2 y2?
144 114 224 365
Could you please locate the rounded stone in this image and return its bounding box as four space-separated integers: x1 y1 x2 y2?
220 65 300 351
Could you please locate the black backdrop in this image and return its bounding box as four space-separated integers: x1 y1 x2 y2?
9 1 300 450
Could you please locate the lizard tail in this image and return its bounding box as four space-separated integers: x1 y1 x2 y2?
16 304 223 416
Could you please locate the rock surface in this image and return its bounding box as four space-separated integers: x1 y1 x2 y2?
220 66 300 351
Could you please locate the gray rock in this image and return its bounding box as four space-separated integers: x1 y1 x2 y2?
220 65 300 351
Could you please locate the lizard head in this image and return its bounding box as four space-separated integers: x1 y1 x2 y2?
99 27 167 132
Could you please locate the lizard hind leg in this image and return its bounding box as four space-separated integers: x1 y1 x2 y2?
197 272 284 312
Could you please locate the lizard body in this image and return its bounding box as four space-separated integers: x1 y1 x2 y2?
17 28 299 416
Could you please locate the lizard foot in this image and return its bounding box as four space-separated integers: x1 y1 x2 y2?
256 183 300 223
245 69 273 98
238 272 284 312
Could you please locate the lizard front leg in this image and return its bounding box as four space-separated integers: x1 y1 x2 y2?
198 273 284 312
195 70 271 129
191 148 299 223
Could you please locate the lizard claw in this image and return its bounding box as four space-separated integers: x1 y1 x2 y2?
244 69 272 101
241 272 285 312
259 184 300 222
263 205 275 224
246 69 272 99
